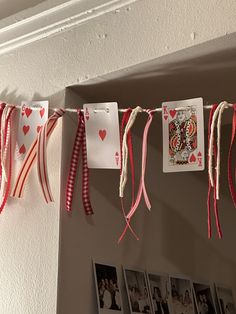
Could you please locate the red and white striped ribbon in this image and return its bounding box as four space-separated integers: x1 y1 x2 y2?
0 105 16 212
12 108 65 200
0 103 6 184
66 111 93 215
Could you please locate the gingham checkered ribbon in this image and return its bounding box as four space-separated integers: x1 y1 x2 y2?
12 109 65 200
65 110 93 215
0 105 16 212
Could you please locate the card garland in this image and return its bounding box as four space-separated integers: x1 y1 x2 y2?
0 98 235 241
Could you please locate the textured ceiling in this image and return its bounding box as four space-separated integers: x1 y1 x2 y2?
0 0 45 20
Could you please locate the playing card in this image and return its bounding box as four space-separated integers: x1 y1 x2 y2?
15 101 49 159
84 102 121 169
162 97 205 172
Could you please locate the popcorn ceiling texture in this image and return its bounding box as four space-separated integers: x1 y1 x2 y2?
0 0 235 313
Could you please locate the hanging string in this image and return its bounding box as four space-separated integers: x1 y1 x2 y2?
66 110 93 215
12 109 65 200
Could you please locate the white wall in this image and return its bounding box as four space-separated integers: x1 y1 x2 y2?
0 0 235 313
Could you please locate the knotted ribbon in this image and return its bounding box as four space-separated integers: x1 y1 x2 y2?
12 108 65 201
65 110 93 215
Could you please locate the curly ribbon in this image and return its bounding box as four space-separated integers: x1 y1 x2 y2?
228 103 236 208
207 104 222 239
66 110 93 215
0 105 16 212
12 108 65 201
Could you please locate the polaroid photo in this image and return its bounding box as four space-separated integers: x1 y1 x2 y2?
170 275 194 314
93 261 123 313
123 267 152 314
147 272 171 314
192 281 216 314
215 284 236 314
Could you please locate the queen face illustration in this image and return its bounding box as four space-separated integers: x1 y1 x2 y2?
176 110 186 123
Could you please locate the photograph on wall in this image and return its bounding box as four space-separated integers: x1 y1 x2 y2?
193 282 216 314
123 267 152 313
170 275 194 314
147 272 171 314
216 285 236 314
93 262 123 313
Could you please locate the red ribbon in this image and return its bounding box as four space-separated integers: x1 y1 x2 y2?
228 104 236 208
118 109 139 242
66 111 93 215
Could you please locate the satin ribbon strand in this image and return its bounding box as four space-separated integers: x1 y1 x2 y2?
37 109 65 203
126 109 155 221
12 109 65 200
118 109 139 242
228 104 236 207
0 105 16 213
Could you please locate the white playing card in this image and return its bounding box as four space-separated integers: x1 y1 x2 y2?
84 102 121 169
162 97 205 172
15 101 49 159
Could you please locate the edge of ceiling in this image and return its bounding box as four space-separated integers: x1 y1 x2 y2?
0 0 138 56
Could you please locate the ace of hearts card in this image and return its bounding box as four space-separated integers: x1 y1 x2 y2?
162 97 205 172
83 102 121 169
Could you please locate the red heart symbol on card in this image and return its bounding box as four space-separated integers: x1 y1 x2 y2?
189 153 196 163
164 114 168 120
23 125 30 135
37 125 42 133
40 108 45 118
197 151 202 157
25 107 32 118
19 144 26 154
170 109 176 119
99 130 106 141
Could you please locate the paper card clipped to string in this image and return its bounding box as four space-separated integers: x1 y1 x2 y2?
162 97 205 172
16 101 49 159
84 102 121 169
